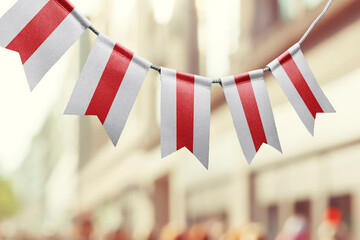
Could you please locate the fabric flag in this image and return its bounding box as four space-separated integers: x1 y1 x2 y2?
221 70 282 164
268 43 335 134
161 68 212 169
65 33 152 145
0 0 90 90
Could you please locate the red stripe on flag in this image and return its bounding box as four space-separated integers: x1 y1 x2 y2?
6 0 75 64
86 43 134 124
54 0 75 13
235 73 267 151
278 51 323 118
176 72 195 152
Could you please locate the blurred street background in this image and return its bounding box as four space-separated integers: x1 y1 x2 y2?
0 0 360 239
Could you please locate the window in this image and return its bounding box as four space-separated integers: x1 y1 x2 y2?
294 200 311 221
153 176 170 237
329 194 352 229
277 0 324 21
294 200 311 236
252 0 280 38
267 205 279 240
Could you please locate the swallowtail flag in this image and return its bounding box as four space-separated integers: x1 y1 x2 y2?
0 0 91 90
268 43 335 134
221 70 282 164
161 68 212 169
65 33 151 145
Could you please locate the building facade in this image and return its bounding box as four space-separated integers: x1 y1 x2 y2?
4 0 360 239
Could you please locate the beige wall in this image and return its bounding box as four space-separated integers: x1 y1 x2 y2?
2 0 359 238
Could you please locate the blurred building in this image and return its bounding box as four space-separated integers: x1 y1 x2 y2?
234 0 360 240
2 0 360 239
8 37 83 237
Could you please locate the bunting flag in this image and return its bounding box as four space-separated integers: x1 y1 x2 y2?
268 43 335 134
161 68 212 169
0 0 337 166
0 0 90 90
221 70 282 163
65 33 151 145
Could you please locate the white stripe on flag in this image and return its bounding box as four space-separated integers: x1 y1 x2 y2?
65 33 151 146
0 0 49 47
65 33 115 115
103 54 151 145
268 43 335 135
250 70 282 152
269 58 316 134
193 75 212 169
24 9 90 90
160 68 212 168
289 44 335 113
161 67 177 158
221 76 256 163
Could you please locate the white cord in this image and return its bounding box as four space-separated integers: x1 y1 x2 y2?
298 0 334 45
88 0 335 80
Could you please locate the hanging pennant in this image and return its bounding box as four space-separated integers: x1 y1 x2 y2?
161 68 212 169
221 70 282 164
268 43 335 134
0 0 90 90
65 33 151 145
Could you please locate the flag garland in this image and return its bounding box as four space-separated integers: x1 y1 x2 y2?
0 0 336 168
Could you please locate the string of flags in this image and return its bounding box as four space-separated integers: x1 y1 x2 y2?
0 0 335 168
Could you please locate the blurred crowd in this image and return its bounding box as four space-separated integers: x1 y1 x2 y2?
0 208 351 240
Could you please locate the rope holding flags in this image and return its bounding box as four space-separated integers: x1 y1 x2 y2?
0 0 337 168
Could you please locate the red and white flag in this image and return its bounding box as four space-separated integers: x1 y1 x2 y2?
221 70 282 164
65 33 151 145
0 0 90 90
161 68 212 169
268 43 335 134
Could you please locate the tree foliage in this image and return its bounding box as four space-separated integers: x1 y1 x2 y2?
0 177 18 219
